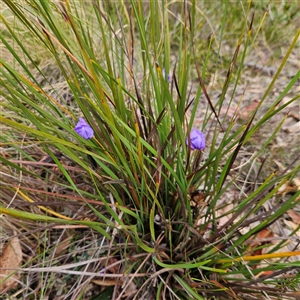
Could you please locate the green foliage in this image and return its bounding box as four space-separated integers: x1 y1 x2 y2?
1 0 299 298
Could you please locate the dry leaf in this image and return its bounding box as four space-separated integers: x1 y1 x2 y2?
92 279 123 286
292 178 300 191
217 203 234 227
0 237 23 294
286 210 300 225
53 234 73 258
124 282 137 295
239 100 259 120
255 270 274 279
256 229 274 240
247 229 274 257
220 106 239 119
284 121 300 133
276 178 300 195
283 219 300 234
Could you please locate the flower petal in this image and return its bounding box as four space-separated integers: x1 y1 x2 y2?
74 118 94 140
186 128 205 150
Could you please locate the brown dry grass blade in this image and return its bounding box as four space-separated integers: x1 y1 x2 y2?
219 109 256 191
211 154 300 242
36 17 115 108
209 280 239 300
221 13 254 110
193 49 224 132
146 108 166 145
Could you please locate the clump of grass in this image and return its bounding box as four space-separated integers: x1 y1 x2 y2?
1 0 300 299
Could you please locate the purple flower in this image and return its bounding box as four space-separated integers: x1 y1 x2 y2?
74 118 94 139
162 68 171 83
186 129 205 150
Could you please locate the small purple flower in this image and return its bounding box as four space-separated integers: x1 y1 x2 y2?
162 68 171 83
186 128 205 150
74 118 94 140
